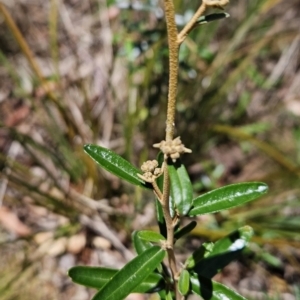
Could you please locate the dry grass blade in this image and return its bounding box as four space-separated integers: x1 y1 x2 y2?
212 124 300 176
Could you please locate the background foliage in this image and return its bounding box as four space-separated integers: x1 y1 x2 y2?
0 0 300 299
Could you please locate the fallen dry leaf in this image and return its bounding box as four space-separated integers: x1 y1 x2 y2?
0 206 32 237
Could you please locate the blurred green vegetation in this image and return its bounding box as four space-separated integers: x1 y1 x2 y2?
0 0 300 298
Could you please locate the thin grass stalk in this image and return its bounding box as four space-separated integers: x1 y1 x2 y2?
212 124 300 176
0 3 77 139
49 0 60 79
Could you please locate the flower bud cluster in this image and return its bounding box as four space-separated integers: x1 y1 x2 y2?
138 160 162 183
153 137 192 162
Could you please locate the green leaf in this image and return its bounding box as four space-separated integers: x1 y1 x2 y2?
84 144 151 189
157 290 167 300
137 230 166 243
189 182 268 216
168 160 193 216
132 231 152 255
211 226 253 256
190 274 247 300
68 266 165 293
193 226 254 278
155 199 167 238
68 266 115 289
196 13 230 26
91 246 166 300
156 152 167 238
178 270 190 296
166 291 173 300
174 220 197 241
132 231 164 274
185 242 214 269
260 251 282 268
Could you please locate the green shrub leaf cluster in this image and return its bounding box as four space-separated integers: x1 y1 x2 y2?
69 144 267 299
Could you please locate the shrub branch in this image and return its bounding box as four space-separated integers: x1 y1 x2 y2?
164 0 179 143
177 2 207 44
160 1 229 298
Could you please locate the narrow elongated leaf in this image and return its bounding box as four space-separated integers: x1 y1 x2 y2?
84 144 151 189
155 200 167 238
196 13 230 26
92 246 165 300
190 274 247 300
175 221 197 241
168 160 193 215
157 290 167 300
68 266 115 289
68 266 165 293
156 152 167 237
178 270 190 296
189 182 268 216
193 226 253 278
211 226 253 256
132 231 164 273
185 242 214 269
132 231 152 255
138 230 166 243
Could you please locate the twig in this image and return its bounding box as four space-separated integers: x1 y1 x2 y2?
178 0 229 45
164 0 179 142
68 189 118 215
177 2 207 45
152 180 163 201
80 215 134 261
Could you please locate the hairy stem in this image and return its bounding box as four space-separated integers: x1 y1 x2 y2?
152 180 163 201
177 2 207 44
161 163 180 299
164 0 179 142
162 1 213 299
163 0 180 298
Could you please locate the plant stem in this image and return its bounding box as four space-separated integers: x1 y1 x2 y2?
177 2 207 44
162 0 181 298
152 180 163 200
164 0 179 142
162 1 212 298
163 0 210 140
161 167 180 299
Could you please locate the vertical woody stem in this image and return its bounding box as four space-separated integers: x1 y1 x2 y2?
158 1 227 298
162 1 180 299
164 0 179 142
